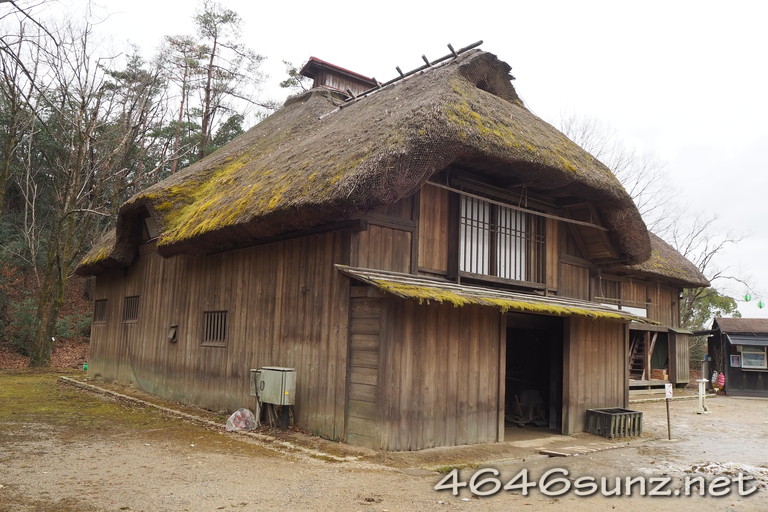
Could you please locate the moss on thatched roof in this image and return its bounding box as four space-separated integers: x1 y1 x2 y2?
612 233 709 288
77 50 650 276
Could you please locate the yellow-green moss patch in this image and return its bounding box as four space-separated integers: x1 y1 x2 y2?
371 280 471 308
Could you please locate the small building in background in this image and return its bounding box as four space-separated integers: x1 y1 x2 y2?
707 318 768 397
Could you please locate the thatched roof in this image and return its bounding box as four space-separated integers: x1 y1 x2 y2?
77 50 650 276
611 233 709 288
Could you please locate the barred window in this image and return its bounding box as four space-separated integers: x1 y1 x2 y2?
202 311 228 346
459 194 545 284
93 299 107 323
122 296 140 323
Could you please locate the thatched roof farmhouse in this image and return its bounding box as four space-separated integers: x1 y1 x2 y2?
78 48 707 450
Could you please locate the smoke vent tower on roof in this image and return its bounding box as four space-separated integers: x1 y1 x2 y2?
299 57 377 97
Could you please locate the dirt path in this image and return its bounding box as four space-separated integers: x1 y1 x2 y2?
1 371 766 511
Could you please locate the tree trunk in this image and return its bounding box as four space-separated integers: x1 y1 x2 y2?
198 36 218 160
0 88 20 212
29 250 65 367
171 64 189 175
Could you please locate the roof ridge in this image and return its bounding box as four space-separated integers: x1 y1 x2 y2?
318 41 484 120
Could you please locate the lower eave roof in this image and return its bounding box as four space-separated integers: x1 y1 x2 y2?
336 265 655 323
725 334 768 347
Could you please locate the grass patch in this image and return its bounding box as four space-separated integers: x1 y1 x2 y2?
432 463 480 474
0 370 277 457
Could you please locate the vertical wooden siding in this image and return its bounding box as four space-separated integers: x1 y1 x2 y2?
669 331 690 384
418 185 450 273
559 262 591 300
378 299 503 450
352 225 412 273
562 317 627 434
89 231 350 441
646 284 676 326
345 294 383 448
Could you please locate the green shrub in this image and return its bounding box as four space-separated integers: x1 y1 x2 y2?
5 297 38 356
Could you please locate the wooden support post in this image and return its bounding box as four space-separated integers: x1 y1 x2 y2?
643 331 651 380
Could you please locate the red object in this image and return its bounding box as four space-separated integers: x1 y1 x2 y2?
717 372 725 388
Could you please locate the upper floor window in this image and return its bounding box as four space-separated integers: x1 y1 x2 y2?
93 299 107 323
122 296 140 323
459 194 545 285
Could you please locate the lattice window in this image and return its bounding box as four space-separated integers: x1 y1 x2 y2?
93 299 107 323
122 296 139 323
202 311 228 346
459 194 545 284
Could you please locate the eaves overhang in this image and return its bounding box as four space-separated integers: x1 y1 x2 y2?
337 265 657 323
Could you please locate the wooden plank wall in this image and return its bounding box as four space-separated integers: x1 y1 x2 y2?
418 185 450 274
312 69 372 96
669 331 690 384
345 293 383 448
89 231 350 441
559 262 591 300
647 284 676 326
352 225 411 273
351 196 415 273
623 280 679 326
562 317 627 434
378 299 503 450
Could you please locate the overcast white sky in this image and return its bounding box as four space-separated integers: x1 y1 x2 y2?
34 0 768 318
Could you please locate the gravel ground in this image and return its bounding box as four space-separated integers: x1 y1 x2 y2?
1 371 767 511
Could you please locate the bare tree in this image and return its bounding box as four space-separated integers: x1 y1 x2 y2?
560 114 749 334
193 1 266 159
1 13 169 365
0 2 272 364
161 35 205 174
560 114 676 237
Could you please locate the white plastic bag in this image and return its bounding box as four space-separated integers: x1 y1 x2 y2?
225 408 258 431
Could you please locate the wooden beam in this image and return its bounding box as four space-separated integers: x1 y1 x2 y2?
447 191 460 280
410 191 421 274
642 331 651 380
497 312 506 442
362 213 416 231
208 219 368 255
426 181 609 231
647 332 658 380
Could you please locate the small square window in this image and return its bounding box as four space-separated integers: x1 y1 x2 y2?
93 299 107 323
123 296 140 323
202 311 227 346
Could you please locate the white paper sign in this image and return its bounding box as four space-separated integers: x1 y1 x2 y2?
665 383 673 399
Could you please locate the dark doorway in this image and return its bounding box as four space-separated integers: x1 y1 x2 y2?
505 314 563 432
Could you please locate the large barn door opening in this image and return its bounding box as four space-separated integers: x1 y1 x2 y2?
505 314 563 432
